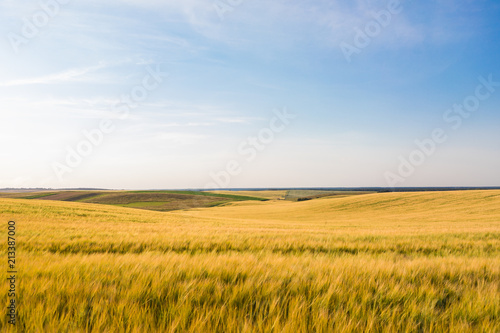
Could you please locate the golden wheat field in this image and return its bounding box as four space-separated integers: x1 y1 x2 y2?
1 190 499 332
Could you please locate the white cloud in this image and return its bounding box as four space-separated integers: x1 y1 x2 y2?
0 63 108 87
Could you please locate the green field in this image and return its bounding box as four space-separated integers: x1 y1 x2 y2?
0 190 499 332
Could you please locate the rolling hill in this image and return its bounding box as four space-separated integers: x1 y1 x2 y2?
0 190 498 331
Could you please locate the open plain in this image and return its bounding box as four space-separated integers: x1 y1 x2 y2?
1 190 499 332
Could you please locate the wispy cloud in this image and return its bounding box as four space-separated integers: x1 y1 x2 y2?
0 63 109 87
215 117 262 124
130 130 210 146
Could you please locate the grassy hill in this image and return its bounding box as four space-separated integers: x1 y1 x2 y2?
0 191 499 331
208 190 289 200
0 190 267 212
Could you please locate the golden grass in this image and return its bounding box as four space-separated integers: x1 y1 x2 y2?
1 190 499 332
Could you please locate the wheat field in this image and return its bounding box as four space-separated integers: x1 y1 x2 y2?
1 190 499 332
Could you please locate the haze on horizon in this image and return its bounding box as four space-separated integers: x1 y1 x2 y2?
1 0 499 190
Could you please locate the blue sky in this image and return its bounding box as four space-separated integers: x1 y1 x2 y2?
0 0 499 189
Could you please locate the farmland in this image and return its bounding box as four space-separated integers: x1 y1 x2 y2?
0 190 266 212
0 190 499 332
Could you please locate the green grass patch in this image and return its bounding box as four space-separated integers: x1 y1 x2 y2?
21 192 58 199
204 201 231 208
74 193 110 202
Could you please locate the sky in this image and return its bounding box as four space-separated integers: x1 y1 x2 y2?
0 0 499 189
